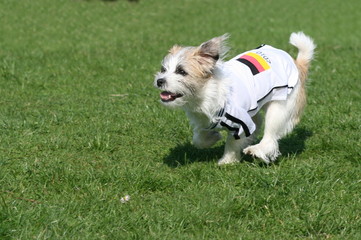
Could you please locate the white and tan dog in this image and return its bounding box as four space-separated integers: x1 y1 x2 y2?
154 32 315 165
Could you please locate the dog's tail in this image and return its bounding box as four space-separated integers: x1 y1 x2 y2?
288 32 316 124
290 32 315 63
289 32 316 85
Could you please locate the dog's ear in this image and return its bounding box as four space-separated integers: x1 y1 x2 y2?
197 34 230 61
169 45 183 55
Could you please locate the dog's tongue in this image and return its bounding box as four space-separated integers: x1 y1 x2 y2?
160 91 176 101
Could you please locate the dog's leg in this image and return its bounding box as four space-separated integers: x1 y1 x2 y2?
192 129 222 149
217 114 263 165
243 84 301 163
218 132 259 165
243 103 285 163
218 134 241 165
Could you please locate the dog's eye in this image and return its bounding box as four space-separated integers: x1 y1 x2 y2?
175 66 187 76
160 66 166 73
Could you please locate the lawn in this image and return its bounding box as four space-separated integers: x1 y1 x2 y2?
0 0 360 239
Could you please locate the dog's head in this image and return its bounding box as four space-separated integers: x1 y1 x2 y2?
154 34 229 108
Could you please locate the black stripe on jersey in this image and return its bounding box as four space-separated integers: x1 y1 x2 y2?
255 44 265 49
218 108 225 117
256 85 291 103
220 122 240 139
209 122 218 129
224 113 251 137
236 58 259 75
247 85 295 113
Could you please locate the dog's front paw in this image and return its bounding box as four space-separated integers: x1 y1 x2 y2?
243 144 280 164
243 145 270 163
217 155 240 165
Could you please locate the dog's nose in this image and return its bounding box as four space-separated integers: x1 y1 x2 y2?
157 78 166 87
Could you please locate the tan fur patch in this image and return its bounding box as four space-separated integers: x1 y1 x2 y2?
183 47 216 79
169 45 183 55
294 58 310 123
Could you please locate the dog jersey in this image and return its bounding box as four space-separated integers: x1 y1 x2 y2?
210 44 299 139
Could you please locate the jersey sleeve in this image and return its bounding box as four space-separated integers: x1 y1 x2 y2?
221 107 256 139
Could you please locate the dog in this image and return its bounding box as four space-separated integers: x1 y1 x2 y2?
154 32 315 165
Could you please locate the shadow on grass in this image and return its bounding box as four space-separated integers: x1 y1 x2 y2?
163 143 224 168
164 127 312 167
279 127 313 158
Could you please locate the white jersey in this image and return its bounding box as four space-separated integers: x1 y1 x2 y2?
210 44 299 139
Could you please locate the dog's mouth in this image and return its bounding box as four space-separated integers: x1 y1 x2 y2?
160 91 183 102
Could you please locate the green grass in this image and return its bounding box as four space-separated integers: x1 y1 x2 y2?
0 0 360 239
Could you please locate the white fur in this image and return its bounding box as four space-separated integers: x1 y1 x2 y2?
154 32 315 164
289 32 316 62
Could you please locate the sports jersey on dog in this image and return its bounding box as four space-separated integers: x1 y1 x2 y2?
210 44 299 139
